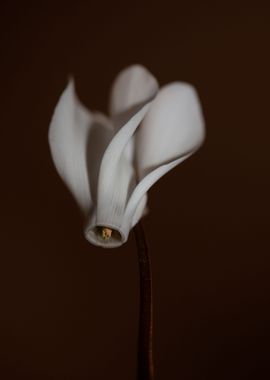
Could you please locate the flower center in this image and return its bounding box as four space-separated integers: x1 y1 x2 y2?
101 227 113 240
85 226 123 247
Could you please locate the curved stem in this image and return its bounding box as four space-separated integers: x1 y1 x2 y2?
133 222 154 380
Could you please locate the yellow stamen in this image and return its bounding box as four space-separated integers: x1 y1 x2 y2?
101 227 112 240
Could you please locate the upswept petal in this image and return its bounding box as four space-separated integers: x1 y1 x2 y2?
124 82 205 223
135 82 205 178
48 78 113 215
108 65 158 197
124 154 192 226
84 102 152 247
85 112 114 205
109 64 159 123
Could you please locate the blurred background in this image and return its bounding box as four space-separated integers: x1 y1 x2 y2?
1 1 270 379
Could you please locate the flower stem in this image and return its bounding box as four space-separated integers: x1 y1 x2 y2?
133 222 154 380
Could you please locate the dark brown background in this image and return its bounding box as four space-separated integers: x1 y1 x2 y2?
1 1 270 379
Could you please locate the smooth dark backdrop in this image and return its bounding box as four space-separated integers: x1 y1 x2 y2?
1 1 269 379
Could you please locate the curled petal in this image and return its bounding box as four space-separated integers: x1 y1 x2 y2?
136 82 205 178
125 82 205 223
84 102 152 247
124 153 192 226
48 79 113 215
109 64 159 129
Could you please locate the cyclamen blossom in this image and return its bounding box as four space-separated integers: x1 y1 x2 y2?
48 64 205 248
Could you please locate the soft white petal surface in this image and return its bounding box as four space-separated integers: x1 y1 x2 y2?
125 82 205 223
131 194 148 228
106 65 159 234
108 65 158 200
136 82 205 178
48 79 113 215
109 64 159 123
84 102 152 247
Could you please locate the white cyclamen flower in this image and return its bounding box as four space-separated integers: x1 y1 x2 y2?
48 64 205 248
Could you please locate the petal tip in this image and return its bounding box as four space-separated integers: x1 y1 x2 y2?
109 63 159 117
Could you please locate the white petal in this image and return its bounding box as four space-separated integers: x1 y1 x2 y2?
131 194 148 228
85 112 114 205
124 154 192 225
84 102 152 248
109 64 159 124
48 79 113 215
124 82 205 222
136 82 205 178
